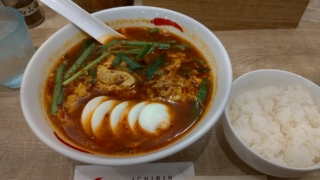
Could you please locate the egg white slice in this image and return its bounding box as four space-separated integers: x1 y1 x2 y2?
91 100 117 137
110 101 129 132
128 102 147 130
139 103 171 133
81 96 107 125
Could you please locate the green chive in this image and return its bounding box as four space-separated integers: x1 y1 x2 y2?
172 44 189 49
88 68 97 84
193 57 206 66
113 54 122 67
191 78 211 121
119 40 170 49
147 53 167 80
77 39 91 56
63 52 111 86
109 49 141 54
97 39 119 54
196 68 210 72
118 54 143 70
64 43 96 79
136 43 153 59
148 28 159 33
51 63 66 115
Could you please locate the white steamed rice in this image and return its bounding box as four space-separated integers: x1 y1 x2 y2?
229 86 320 168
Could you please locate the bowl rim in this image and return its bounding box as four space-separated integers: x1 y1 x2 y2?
224 69 320 171
21 6 233 165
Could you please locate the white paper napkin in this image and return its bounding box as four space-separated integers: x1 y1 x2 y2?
74 162 195 180
184 175 268 180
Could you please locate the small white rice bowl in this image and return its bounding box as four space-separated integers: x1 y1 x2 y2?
229 85 320 168
223 69 320 178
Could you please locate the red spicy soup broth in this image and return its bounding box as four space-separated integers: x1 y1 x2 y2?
44 27 215 156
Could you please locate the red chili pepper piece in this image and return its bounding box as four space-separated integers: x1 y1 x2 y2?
150 18 183 32
54 132 91 153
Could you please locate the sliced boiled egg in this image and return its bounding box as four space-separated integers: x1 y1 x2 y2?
138 103 172 133
81 96 108 136
128 102 147 130
91 100 117 137
81 96 108 124
110 102 129 132
82 99 173 139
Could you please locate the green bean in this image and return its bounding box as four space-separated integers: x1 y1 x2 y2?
118 54 143 70
119 40 170 49
62 52 111 86
136 43 153 59
147 53 166 80
97 39 119 54
51 63 66 115
64 43 96 79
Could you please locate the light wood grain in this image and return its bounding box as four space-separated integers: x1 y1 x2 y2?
0 0 319 179
144 0 310 30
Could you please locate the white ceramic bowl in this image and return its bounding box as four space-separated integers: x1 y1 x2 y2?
20 6 232 166
223 69 320 177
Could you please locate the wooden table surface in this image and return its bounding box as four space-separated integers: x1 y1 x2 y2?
1 1 319 179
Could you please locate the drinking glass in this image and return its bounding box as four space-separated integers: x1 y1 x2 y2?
0 6 35 88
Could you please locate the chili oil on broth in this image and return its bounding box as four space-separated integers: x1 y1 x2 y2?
44 27 215 156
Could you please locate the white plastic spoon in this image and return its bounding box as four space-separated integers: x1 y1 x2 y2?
40 0 124 45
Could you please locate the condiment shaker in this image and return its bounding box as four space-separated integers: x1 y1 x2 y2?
1 0 44 28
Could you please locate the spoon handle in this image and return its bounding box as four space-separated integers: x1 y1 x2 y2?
40 0 124 44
